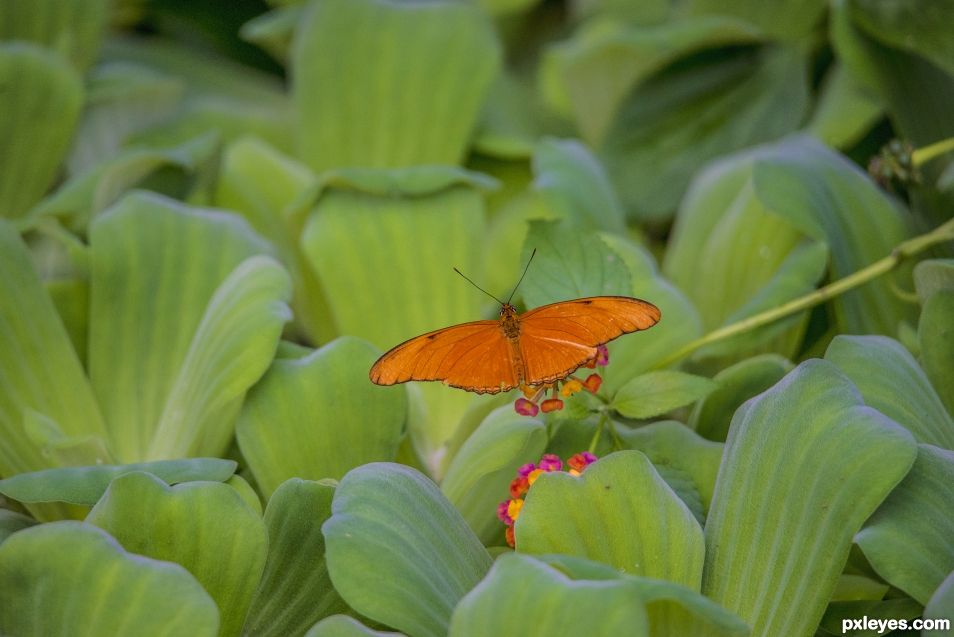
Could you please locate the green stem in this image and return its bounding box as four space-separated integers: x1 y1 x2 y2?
588 412 608 454
912 137 954 167
652 217 954 370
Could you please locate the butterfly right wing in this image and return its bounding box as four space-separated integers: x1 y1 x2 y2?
369 320 519 394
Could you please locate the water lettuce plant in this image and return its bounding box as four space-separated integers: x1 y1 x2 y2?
1 0 954 636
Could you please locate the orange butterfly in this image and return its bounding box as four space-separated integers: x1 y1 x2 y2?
369 254 660 414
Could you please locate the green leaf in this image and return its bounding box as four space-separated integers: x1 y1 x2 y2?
323 463 492 637
601 45 808 222
702 359 918 637
919 291 954 416
292 0 501 171
236 337 406 499
305 615 406 637
244 479 349 637
914 259 954 302
0 521 218 636
818 598 923 637
0 43 83 218
214 135 335 344
517 450 705 588
519 220 631 308
540 554 751 637
532 138 626 233
240 6 300 64
87 471 267 637
684 0 826 40
924 571 954 636
0 509 35 545
849 0 954 78
300 168 491 458
612 371 717 420
618 421 724 523
0 221 107 480
450 553 651 636
541 16 763 143
440 405 547 545
825 335 954 449
0 458 236 505
855 444 954 605
88 192 287 462
0 0 109 71
689 354 793 442
806 63 883 149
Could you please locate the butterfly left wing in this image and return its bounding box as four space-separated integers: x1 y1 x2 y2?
517 296 661 384
369 320 519 394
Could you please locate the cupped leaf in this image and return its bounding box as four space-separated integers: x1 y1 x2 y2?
214 135 334 343
244 479 349 637
805 63 883 149
0 43 83 218
919 291 954 416
88 192 280 462
0 509 35 544
618 421 724 523
518 220 631 308
923 571 954 636
517 450 705 588
0 458 236 505
440 405 547 545
541 15 763 144
87 472 267 637
541 554 750 637
914 259 954 302
300 168 491 459
0 521 218 636
147 256 291 460
0 0 109 71
323 463 492 637
825 335 954 450
305 615 405 637
449 553 650 637
702 359 918 637
531 138 625 233
855 444 954 605
237 337 406 499
292 0 501 171
601 45 808 222
689 354 793 442
0 221 107 479
611 370 717 419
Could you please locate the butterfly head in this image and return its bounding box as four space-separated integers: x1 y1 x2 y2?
499 303 518 319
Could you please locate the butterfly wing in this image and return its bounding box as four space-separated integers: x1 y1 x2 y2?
518 296 661 385
369 320 519 394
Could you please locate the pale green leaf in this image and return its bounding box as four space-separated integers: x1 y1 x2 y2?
825 335 954 449
0 0 109 70
236 337 406 499
449 553 650 637
806 63 883 149
323 463 492 637
0 510 35 545
292 0 501 171
244 479 349 637
914 259 954 303
440 405 547 545
923 571 954 637
88 192 280 462
0 43 83 218
702 360 918 637
612 371 717 420
87 472 267 637
855 445 954 605
517 450 705 588
305 615 405 637
0 458 236 505
850 0 954 77
919 291 954 416
0 521 219 636
684 0 826 40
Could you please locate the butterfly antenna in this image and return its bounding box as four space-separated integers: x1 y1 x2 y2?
453 267 505 305
506 249 536 305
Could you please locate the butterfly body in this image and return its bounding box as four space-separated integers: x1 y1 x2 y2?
369 296 660 394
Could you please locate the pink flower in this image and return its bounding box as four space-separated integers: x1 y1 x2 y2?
538 454 563 472
514 397 539 417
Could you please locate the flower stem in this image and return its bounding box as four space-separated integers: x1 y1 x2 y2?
912 137 954 167
652 217 954 369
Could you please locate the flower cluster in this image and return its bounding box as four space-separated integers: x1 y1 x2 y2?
496 451 598 548
514 345 609 417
